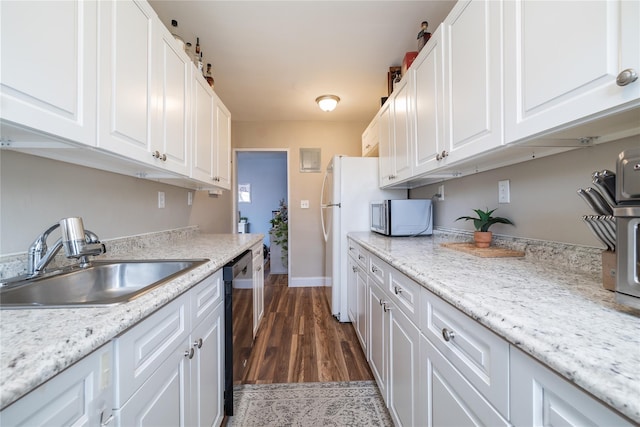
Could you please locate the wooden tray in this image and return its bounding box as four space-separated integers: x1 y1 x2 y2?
440 242 525 258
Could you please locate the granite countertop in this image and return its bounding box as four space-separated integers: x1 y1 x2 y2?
0 230 263 410
348 231 640 424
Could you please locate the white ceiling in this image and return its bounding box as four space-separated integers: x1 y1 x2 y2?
149 1 456 123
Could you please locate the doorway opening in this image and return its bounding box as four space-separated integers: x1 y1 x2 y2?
233 149 289 275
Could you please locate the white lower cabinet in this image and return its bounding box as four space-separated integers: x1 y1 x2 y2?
355 262 368 354
0 344 113 427
388 301 421 426
113 269 224 426
252 243 265 337
510 347 634 427
420 334 509 427
368 279 388 404
347 254 358 323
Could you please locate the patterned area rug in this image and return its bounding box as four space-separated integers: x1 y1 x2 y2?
226 381 393 426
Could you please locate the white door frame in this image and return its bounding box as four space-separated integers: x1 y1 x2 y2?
232 148 290 274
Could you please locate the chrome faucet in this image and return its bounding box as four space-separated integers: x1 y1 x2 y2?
27 217 106 276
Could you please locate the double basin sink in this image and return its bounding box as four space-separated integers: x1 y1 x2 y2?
0 259 208 309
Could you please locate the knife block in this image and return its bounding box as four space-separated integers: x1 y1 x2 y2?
602 250 616 291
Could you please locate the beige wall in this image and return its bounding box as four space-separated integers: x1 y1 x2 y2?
0 151 231 255
410 135 639 247
231 121 366 280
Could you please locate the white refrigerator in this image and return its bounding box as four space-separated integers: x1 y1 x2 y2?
320 155 405 322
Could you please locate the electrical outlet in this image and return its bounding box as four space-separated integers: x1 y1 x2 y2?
158 191 165 208
498 180 510 203
187 192 193 206
438 185 445 201
301 200 310 209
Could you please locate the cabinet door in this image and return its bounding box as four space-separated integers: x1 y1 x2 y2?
420 334 509 427
115 338 190 427
510 347 634 427
0 0 97 146
0 345 112 427
213 98 232 189
378 102 393 187
355 266 368 354
443 0 504 163
253 257 265 337
368 280 389 405
391 76 413 183
362 116 379 157
504 0 640 143
152 23 190 175
388 304 421 427
97 0 156 160
191 74 215 184
191 303 225 427
413 27 446 176
347 255 358 323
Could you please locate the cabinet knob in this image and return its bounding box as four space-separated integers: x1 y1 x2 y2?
383 303 392 313
161 153 167 161
358 255 365 261
371 266 379 273
616 68 638 87
379 298 384 306
185 348 195 359
394 286 403 295
152 150 161 159
352 266 358 272
194 338 203 349
441 150 449 158
442 328 456 342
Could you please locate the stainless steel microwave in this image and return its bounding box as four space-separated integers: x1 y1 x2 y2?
370 199 433 236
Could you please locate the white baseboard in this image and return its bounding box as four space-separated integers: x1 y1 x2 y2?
289 276 328 288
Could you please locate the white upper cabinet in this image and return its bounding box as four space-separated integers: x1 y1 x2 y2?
378 101 393 187
412 27 446 176
362 116 380 157
214 98 232 189
97 0 156 160
191 73 216 185
504 0 640 143
0 0 97 146
152 22 191 175
442 0 504 163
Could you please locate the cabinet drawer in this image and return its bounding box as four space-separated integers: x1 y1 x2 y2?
191 269 223 326
510 347 634 427
251 243 263 261
348 240 369 269
113 293 189 407
368 254 387 285
420 288 509 417
387 268 420 324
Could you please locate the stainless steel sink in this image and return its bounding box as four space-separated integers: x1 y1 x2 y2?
0 259 209 309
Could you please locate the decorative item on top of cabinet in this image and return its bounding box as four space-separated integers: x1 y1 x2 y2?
206 63 215 87
417 21 431 51
169 19 185 49
455 208 514 248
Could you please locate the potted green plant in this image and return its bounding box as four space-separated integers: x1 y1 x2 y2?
455 208 514 248
269 199 288 268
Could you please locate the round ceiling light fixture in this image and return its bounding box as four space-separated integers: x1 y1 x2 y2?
315 94 340 112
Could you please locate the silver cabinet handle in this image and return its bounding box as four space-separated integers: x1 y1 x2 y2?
379 298 384 306
194 338 203 349
442 328 455 342
383 303 392 313
394 286 402 295
617 68 638 86
152 150 160 159
185 348 195 359
257 265 262 271
358 255 365 261
371 265 379 273
352 266 358 273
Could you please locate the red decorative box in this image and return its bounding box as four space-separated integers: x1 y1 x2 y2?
402 51 419 76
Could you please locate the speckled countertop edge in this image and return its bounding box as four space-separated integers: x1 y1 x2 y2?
0 229 263 410
348 231 640 424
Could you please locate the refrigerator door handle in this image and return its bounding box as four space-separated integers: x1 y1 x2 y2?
320 169 330 242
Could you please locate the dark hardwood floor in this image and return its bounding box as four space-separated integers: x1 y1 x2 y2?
242 268 373 384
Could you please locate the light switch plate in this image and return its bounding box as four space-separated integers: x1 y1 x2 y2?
498 180 510 203
301 200 310 209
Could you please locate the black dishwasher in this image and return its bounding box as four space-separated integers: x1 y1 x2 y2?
223 249 253 416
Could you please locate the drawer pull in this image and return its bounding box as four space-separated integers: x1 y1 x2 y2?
352 266 358 273
371 266 379 273
383 303 392 313
358 255 365 261
194 338 203 349
442 328 456 342
185 348 195 359
394 286 403 295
